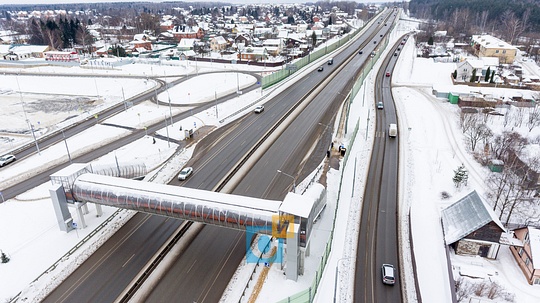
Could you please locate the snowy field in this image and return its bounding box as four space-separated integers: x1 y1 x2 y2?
1 14 540 303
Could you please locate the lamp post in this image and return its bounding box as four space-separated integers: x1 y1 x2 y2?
15 74 40 155
62 130 72 163
277 169 296 193
334 257 355 303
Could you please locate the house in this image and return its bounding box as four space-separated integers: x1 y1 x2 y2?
441 190 507 259
471 34 518 64
170 25 205 42
262 38 282 56
210 36 228 52
177 38 198 51
129 34 153 51
456 59 485 82
509 226 540 285
238 47 267 61
3 45 50 60
234 33 251 47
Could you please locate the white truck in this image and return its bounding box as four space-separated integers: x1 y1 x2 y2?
388 123 398 137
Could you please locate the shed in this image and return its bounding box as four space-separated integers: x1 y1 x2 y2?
488 159 504 172
449 92 459 104
441 190 506 259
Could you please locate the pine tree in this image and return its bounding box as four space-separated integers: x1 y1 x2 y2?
1 251 9 263
428 36 434 45
470 69 477 82
452 70 457 79
485 67 491 82
490 70 496 83
453 164 468 188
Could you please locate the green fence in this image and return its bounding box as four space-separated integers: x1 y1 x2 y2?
262 24 358 89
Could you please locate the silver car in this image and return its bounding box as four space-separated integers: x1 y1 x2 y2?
0 154 16 167
178 167 193 181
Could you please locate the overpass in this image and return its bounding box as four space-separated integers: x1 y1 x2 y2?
48 162 326 280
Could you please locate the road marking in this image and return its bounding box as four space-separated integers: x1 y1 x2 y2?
122 254 135 268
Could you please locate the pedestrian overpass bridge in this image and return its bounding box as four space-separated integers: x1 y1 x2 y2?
49 162 326 280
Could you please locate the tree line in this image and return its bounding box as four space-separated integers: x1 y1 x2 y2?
409 0 540 44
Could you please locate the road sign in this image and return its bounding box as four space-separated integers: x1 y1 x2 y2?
72 222 78 228
285 64 297 71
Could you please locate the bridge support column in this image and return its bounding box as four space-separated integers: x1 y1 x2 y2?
285 223 300 281
75 202 88 229
95 203 103 217
49 184 74 233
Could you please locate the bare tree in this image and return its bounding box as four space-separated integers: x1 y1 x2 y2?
513 107 525 128
461 114 491 151
489 131 526 160
527 104 540 132
501 9 523 44
480 10 489 33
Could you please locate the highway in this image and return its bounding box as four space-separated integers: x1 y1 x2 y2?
353 33 406 303
41 8 401 303
141 10 401 303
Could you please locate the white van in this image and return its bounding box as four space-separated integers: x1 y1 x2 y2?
388 123 397 137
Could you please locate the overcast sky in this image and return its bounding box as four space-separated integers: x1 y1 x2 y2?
0 0 389 6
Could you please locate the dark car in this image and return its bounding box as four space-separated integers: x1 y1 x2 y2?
373 41 377 44
0 154 16 167
359 50 363 55
318 66 324 72
386 72 391 77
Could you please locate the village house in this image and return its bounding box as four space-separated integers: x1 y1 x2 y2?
509 226 540 285
238 46 267 62
471 34 518 64
441 190 508 259
210 36 228 52
262 38 283 56
170 25 205 42
456 59 485 82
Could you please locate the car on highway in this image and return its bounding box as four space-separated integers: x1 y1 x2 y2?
377 102 384 109
386 72 391 77
381 264 396 285
373 40 377 44
178 167 193 181
254 105 264 113
318 66 324 72
358 50 363 55
0 154 16 167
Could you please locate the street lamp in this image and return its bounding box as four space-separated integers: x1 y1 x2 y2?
334 257 355 303
277 169 296 193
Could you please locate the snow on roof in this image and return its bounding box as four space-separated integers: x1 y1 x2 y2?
528 227 540 269
441 190 505 245
280 192 314 218
459 59 484 69
213 36 227 44
10 45 49 54
480 57 499 67
472 34 517 50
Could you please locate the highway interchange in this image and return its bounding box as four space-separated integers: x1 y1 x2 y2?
4 7 409 303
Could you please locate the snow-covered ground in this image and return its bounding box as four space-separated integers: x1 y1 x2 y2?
1 14 540 303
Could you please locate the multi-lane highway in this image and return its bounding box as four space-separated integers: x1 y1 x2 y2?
41 8 402 303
